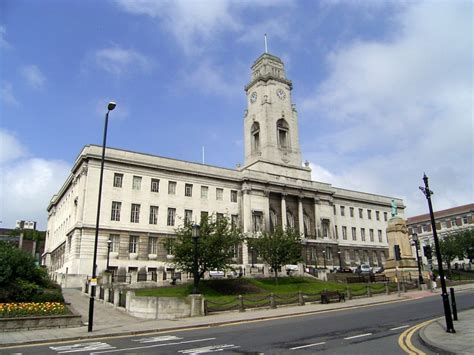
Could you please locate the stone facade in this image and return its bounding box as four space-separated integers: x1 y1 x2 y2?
43 52 405 286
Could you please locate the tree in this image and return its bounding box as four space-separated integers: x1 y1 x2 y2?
247 227 302 284
457 229 474 264
171 215 244 292
437 234 462 276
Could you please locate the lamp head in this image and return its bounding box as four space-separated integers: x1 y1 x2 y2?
107 239 112 245
412 233 418 242
107 102 117 111
192 224 200 239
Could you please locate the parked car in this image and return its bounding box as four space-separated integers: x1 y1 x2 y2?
354 264 373 274
209 270 225 278
336 267 353 273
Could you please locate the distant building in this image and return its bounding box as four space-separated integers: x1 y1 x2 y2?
0 227 45 263
43 52 405 287
16 220 37 230
407 203 474 267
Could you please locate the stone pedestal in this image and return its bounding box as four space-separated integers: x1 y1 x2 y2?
383 217 419 281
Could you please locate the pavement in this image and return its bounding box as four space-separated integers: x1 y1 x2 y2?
0 284 473 352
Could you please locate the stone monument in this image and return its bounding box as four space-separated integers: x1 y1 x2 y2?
383 202 419 280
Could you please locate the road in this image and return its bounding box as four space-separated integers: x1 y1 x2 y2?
2 290 473 354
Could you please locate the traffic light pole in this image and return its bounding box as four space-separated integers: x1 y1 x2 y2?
419 174 455 333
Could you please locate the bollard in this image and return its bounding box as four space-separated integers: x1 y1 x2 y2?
298 291 305 306
385 282 390 295
238 295 245 312
367 284 372 297
401 282 406 293
347 288 352 300
417 279 421 290
450 288 458 321
270 293 276 309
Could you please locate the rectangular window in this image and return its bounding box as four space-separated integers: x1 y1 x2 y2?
350 207 354 217
252 211 263 232
148 236 158 254
184 209 193 224
113 173 123 188
367 210 372 220
185 183 193 197
325 247 332 260
132 176 142 190
131 204 140 223
342 226 347 240
333 205 336 215
344 250 351 263
359 208 363 218
361 228 366 241
369 229 374 242
168 181 176 195
149 206 158 225
167 208 176 226
151 179 160 193
378 229 383 243
231 190 238 203
384 212 388 221
129 235 138 253
376 211 380 221
216 188 223 201
111 201 121 221
340 206 345 216
231 214 239 229
200 211 208 223
322 221 329 238
216 213 224 221
352 227 357 241
109 234 119 253
335 225 339 239
201 186 208 199
463 216 468 224
451 218 456 227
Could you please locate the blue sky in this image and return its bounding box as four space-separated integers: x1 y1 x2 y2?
1 0 472 229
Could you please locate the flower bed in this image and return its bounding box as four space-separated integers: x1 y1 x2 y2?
0 302 68 318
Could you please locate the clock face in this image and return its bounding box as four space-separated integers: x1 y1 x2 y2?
276 88 286 100
250 91 257 103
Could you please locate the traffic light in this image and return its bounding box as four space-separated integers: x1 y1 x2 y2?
423 245 432 260
394 244 401 261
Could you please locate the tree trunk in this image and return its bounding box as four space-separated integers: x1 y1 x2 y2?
273 268 278 285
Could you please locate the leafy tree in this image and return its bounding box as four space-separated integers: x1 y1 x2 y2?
457 229 474 263
171 215 244 292
9 228 45 241
247 227 302 284
437 234 462 276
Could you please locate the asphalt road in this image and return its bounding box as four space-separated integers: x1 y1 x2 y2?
3 290 473 355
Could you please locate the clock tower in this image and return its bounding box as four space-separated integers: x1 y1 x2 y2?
243 53 311 180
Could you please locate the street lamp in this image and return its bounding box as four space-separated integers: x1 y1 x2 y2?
338 250 342 269
106 239 112 271
88 101 116 333
420 173 455 333
322 249 327 269
191 223 200 294
250 246 255 268
412 233 424 285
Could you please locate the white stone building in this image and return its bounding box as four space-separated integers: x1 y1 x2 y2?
43 53 404 286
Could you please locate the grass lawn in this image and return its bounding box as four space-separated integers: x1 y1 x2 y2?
135 276 365 301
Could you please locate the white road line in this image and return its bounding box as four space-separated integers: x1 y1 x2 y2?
90 337 216 354
344 333 373 340
133 335 183 343
390 325 410 331
290 341 326 350
178 344 240 354
51 342 115 354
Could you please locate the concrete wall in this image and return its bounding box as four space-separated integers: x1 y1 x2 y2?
0 313 82 332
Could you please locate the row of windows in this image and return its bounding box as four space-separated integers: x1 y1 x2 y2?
111 201 238 227
412 215 471 233
335 225 385 243
335 205 388 222
113 173 238 202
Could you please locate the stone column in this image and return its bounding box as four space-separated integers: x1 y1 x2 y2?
314 198 319 238
242 188 251 265
298 196 304 235
281 194 287 230
138 235 149 260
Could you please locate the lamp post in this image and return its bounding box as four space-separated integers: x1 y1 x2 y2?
412 233 424 285
88 102 116 333
338 250 342 269
419 173 455 333
106 239 112 271
322 249 327 269
191 224 200 294
250 246 255 268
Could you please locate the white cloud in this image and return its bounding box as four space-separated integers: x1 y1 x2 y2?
0 25 10 49
302 1 473 216
0 130 70 230
115 0 292 54
21 65 46 89
93 46 152 76
1 81 19 106
0 130 26 164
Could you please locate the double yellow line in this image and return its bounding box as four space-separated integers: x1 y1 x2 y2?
398 317 440 354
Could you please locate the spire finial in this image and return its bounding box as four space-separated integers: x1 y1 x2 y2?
264 34 268 53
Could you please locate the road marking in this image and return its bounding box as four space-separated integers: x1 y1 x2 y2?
390 325 410 331
344 333 372 340
290 341 326 350
178 344 240 353
90 338 216 354
398 318 440 354
133 335 182 343
50 342 115 353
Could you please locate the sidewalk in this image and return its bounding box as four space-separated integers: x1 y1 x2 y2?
1 284 473 348
419 308 474 355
